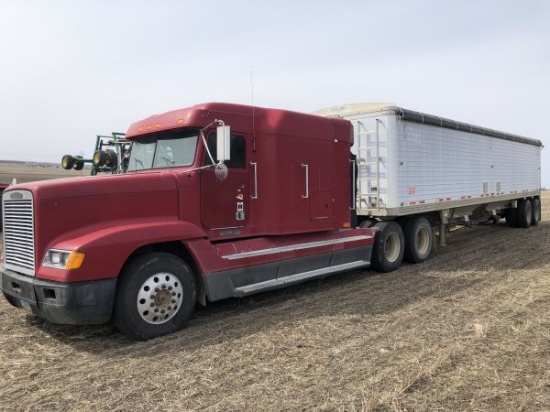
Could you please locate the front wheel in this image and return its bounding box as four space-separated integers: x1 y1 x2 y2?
114 252 197 340
371 221 404 273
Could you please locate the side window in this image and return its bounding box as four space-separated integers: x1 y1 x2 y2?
205 132 246 169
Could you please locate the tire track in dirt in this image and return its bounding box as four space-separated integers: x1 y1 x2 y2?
0 192 549 410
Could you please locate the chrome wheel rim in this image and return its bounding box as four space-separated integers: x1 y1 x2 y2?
137 273 183 324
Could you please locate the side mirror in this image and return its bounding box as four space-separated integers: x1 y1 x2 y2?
216 125 231 162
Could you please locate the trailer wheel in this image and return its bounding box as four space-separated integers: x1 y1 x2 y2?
371 221 404 273
114 252 197 340
73 158 84 171
403 217 433 263
105 150 118 168
517 199 532 229
531 198 541 226
61 155 75 170
93 150 107 167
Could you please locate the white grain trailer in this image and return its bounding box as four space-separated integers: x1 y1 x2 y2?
314 103 543 263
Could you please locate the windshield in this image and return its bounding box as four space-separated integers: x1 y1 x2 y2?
128 128 199 171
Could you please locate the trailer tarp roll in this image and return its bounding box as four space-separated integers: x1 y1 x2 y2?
395 107 543 147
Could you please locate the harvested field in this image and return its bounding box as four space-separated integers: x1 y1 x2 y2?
0 191 549 411
0 161 87 185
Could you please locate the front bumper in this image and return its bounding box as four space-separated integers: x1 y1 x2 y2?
1 266 117 325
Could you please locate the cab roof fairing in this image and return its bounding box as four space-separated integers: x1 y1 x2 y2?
125 102 353 144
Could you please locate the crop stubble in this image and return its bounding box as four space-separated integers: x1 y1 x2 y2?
0 192 549 411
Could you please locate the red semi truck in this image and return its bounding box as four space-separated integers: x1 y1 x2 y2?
0 102 542 340
1 103 394 339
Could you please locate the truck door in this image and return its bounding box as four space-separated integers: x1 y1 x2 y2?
201 132 249 230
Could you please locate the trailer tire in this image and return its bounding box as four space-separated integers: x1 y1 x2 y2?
93 150 107 167
105 150 118 168
61 155 75 170
371 221 404 273
517 199 532 229
531 198 541 226
403 217 433 263
114 252 197 340
73 158 84 171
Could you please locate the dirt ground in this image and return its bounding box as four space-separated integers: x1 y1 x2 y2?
0 192 549 411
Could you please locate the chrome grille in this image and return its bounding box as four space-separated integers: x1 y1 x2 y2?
2 190 35 276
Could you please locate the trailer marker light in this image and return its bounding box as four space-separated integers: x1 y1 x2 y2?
176 119 185 125
342 222 351 228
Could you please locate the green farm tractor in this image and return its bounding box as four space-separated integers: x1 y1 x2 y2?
61 132 131 175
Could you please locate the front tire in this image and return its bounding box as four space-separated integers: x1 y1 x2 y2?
114 252 197 340
371 221 404 273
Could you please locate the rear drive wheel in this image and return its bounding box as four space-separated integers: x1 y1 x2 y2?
114 252 197 340
61 155 75 170
531 198 541 226
371 221 404 273
517 199 532 229
403 217 433 263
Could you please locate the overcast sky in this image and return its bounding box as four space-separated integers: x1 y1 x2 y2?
1 0 549 186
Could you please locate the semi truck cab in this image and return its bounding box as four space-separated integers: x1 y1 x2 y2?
1 103 400 340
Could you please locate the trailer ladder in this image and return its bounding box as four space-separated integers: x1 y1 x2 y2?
356 120 387 212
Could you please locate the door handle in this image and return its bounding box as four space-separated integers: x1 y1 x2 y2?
350 159 356 211
250 162 258 199
301 163 309 199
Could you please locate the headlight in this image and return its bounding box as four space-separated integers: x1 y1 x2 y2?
43 249 86 270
